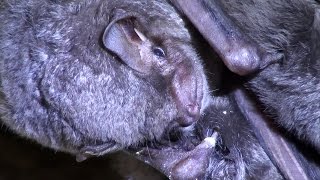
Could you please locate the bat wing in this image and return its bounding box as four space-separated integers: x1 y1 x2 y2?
234 88 320 180
170 0 281 75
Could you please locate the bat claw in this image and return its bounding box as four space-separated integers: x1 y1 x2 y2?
78 142 120 161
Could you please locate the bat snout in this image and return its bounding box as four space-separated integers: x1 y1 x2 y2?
178 97 201 127
177 101 201 127
186 103 200 119
171 60 204 127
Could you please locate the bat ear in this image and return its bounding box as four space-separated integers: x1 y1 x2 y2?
103 9 152 74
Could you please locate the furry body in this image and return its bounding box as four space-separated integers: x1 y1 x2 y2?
0 0 209 157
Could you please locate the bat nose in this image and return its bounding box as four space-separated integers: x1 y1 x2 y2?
187 103 200 118
177 103 201 127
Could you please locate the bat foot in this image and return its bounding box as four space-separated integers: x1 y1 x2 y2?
169 132 218 180
133 132 218 180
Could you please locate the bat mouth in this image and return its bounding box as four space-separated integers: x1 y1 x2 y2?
176 110 200 127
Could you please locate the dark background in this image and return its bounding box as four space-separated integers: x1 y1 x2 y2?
0 127 166 180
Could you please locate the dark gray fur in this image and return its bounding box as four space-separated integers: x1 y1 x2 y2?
0 0 210 158
198 97 283 180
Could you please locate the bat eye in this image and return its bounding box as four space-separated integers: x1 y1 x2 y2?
152 46 166 58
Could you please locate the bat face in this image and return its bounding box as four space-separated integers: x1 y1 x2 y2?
102 11 210 127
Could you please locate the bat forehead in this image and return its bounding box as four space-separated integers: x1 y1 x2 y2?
146 19 191 43
131 2 191 41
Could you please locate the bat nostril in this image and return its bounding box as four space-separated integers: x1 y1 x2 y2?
186 103 200 118
176 104 201 127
